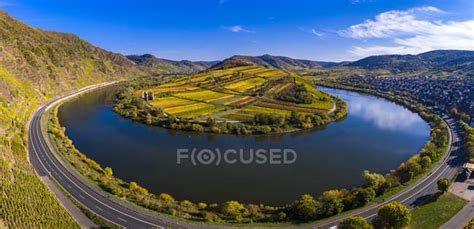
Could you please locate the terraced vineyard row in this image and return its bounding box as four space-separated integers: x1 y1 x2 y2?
135 66 334 122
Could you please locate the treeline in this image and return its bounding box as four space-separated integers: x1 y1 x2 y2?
49 102 448 226
113 78 347 135
461 121 474 162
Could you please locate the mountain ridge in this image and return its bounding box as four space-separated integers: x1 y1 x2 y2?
126 54 218 75
211 54 339 71
344 50 474 75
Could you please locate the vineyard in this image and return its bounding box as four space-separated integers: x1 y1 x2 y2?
136 66 335 122
0 67 79 227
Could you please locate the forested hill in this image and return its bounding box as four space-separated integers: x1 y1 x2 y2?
212 51 474 78
127 54 218 75
212 54 338 71
344 50 474 75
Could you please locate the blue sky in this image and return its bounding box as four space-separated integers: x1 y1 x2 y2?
1 0 473 61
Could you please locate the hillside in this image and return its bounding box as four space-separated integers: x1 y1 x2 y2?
345 50 474 76
212 54 337 71
0 9 140 228
127 54 218 75
115 65 346 135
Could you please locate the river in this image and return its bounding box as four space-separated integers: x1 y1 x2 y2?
58 86 430 205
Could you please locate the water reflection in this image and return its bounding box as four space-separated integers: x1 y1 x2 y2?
320 88 426 135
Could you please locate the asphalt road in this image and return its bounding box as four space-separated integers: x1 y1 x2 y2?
28 84 464 229
28 84 188 229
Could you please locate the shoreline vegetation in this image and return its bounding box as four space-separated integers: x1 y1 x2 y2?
113 66 348 135
47 77 450 226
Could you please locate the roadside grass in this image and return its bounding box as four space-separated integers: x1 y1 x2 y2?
410 192 467 229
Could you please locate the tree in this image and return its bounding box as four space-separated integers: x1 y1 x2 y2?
437 178 451 193
104 167 113 176
129 181 139 191
197 202 207 209
419 156 431 169
339 216 372 229
362 170 386 190
376 202 411 229
206 117 216 127
353 188 376 208
292 194 320 220
129 181 148 195
321 190 345 216
180 200 193 208
221 201 246 219
159 193 175 203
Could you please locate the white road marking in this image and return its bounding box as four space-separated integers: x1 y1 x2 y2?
118 217 127 222
30 111 163 228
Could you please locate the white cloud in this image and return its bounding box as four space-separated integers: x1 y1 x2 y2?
340 6 474 58
311 29 324 37
223 25 250 33
299 27 325 38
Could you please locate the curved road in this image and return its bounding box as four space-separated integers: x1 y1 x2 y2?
28 83 464 228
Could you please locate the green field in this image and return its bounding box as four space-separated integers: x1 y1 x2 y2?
138 66 334 122
410 193 467 229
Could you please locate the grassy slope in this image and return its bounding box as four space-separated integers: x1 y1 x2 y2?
0 10 139 227
411 193 467 229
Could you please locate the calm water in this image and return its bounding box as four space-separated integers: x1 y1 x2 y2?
58 86 430 205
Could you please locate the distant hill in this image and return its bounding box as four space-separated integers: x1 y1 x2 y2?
212 54 337 71
127 54 218 75
345 50 474 75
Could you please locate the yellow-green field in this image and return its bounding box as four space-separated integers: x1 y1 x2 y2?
138 66 333 121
